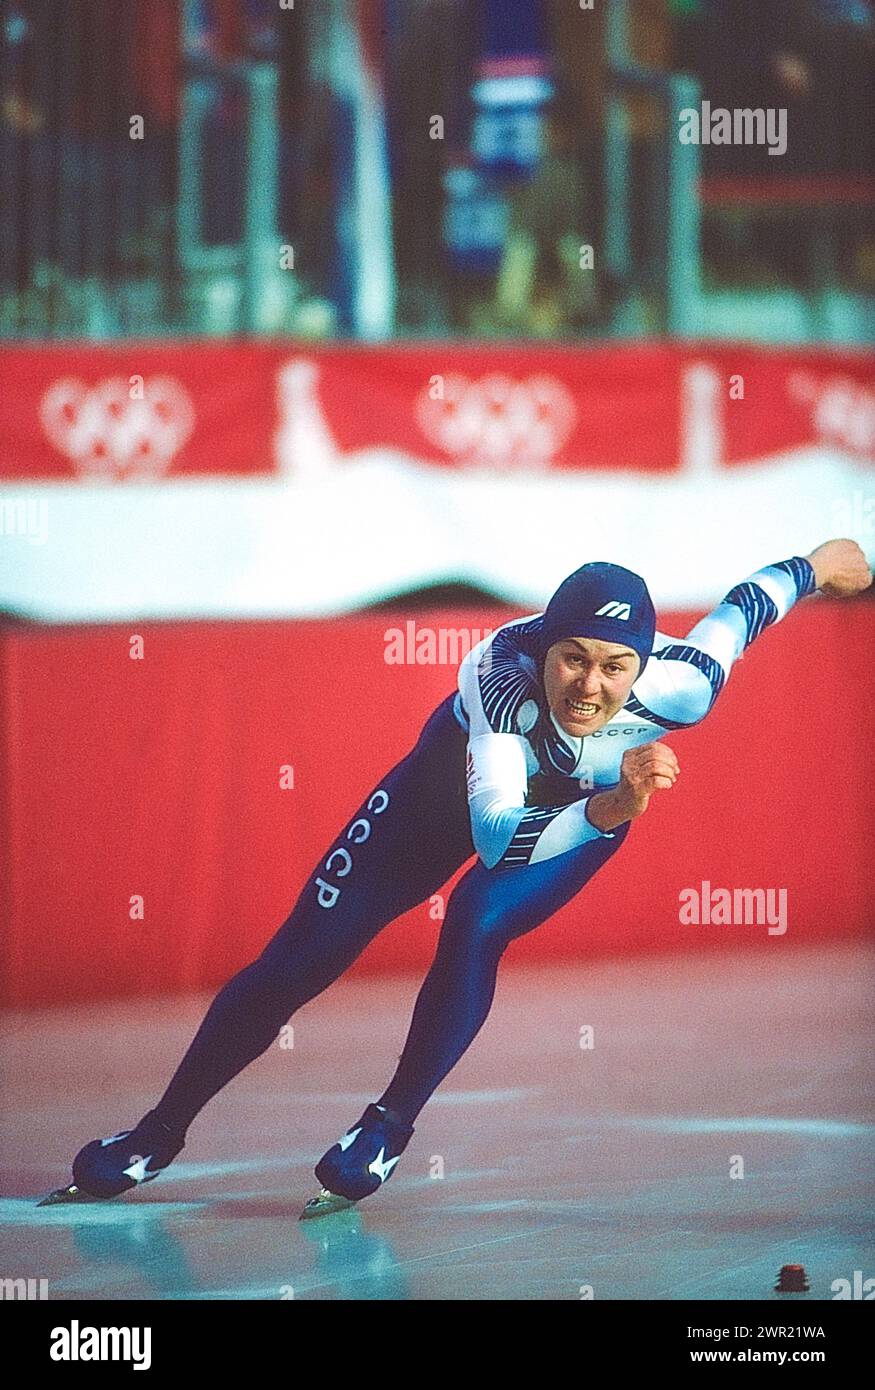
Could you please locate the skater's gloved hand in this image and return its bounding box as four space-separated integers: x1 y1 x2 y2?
585 742 679 831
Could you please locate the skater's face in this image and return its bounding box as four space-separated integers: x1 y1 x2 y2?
543 638 640 735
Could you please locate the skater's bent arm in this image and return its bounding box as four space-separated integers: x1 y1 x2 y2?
585 743 679 832
465 735 619 869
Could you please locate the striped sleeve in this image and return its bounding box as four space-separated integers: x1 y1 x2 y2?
629 555 816 730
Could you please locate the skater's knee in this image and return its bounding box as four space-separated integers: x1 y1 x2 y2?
476 902 518 950
445 881 515 951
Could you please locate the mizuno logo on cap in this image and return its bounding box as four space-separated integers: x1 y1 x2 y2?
595 601 631 619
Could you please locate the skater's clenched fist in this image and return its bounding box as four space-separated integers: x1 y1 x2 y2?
617 741 679 812
586 741 680 833
806 538 872 598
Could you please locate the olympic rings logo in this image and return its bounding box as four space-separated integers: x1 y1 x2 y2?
416 373 577 469
39 376 195 480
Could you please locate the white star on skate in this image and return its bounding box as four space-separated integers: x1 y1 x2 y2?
122 1155 155 1184
368 1148 400 1183
337 1127 362 1152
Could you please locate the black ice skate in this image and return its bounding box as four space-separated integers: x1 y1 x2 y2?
37 1110 186 1206
300 1103 414 1220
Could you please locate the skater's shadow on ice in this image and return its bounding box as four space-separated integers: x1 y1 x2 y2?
70 1217 199 1296
297 1213 410 1300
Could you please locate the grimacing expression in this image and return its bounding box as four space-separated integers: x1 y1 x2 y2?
543 637 641 735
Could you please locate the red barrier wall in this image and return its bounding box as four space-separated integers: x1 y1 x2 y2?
2 601 873 1008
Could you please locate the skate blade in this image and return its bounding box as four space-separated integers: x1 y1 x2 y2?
37 1184 112 1207
299 1187 358 1220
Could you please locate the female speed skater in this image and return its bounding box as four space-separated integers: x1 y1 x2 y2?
39 537 871 1217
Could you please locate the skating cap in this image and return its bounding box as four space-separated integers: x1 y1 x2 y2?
537 562 656 671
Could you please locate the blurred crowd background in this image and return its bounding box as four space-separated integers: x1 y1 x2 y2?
1 0 873 344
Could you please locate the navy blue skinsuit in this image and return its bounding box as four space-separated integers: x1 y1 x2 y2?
149 556 813 1134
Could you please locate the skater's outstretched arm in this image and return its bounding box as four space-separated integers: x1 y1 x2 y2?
459 543 871 862
627 541 872 732
587 540 872 834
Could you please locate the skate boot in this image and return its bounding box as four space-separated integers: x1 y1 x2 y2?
300 1103 414 1219
37 1109 186 1206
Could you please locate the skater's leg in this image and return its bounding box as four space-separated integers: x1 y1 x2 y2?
309 823 631 1208
149 696 474 1136
376 821 631 1124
